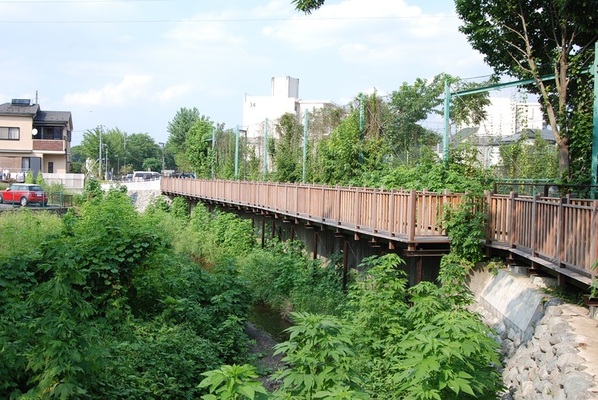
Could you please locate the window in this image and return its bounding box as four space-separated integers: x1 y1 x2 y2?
48 162 54 173
33 126 63 140
0 127 20 140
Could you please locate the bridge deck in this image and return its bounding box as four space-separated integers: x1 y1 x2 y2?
161 178 598 287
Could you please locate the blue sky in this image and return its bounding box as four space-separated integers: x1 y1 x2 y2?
0 0 494 145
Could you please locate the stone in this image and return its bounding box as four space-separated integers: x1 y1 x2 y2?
539 337 553 354
557 352 586 372
534 324 548 340
563 371 594 399
519 381 536 399
552 387 567 400
508 327 518 341
548 320 570 336
554 342 578 357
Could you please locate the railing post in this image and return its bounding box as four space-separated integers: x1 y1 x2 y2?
321 186 326 220
509 192 518 248
337 185 341 224
408 190 416 243
484 190 492 243
354 187 361 228
388 189 395 235
307 184 311 217
530 194 540 256
371 188 378 233
556 196 566 268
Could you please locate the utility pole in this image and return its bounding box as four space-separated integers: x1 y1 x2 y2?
98 126 103 178
104 145 108 180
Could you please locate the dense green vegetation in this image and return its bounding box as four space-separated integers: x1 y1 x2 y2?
0 188 253 399
200 254 504 399
1 172 506 399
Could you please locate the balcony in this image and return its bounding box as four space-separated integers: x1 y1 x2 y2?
33 139 65 152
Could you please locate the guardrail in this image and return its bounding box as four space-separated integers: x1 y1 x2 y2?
161 178 464 244
162 178 598 285
486 192 598 280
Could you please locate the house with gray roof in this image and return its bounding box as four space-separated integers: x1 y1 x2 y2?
0 99 73 181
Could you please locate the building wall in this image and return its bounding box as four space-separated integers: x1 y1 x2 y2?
243 76 338 140
0 115 34 150
243 94 298 139
476 98 544 137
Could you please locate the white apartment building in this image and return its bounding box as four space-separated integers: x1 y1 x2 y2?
475 97 544 137
455 96 547 167
242 76 338 140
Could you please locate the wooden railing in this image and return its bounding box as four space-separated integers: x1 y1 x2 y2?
161 178 464 244
486 192 598 280
161 178 598 282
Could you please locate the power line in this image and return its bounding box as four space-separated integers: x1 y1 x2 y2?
0 15 459 24
0 0 165 3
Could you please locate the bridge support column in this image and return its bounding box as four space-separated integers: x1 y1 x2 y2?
313 231 318 260
261 216 266 248
342 239 349 293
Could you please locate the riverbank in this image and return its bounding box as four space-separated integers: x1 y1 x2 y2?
470 268 598 399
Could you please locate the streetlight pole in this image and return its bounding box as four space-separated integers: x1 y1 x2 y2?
158 142 165 173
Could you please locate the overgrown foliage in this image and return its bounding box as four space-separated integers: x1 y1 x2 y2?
203 253 504 399
0 189 253 399
239 239 344 316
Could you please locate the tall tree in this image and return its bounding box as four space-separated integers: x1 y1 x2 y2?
455 0 598 180
386 74 491 164
125 133 161 172
167 107 201 170
272 113 304 182
185 117 214 178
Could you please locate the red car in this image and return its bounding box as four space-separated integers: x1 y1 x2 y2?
0 183 48 206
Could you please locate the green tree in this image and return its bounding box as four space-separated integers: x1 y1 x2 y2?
387 73 492 164
185 117 214 178
126 133 161 171
168 107 202 170
271 113 304 182
213 126 238 179
455 0 597 180
70 145 85 173
313 100 389 185
79 127 132 176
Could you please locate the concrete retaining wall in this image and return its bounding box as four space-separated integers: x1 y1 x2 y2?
470 268 598 399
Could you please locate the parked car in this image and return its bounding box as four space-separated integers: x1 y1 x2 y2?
132 171 161 182
0 183 48 206
173 172 196 179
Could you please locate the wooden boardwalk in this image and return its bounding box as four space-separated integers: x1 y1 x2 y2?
161 178 598 287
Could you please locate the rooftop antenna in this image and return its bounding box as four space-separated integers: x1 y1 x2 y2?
35 90 38 105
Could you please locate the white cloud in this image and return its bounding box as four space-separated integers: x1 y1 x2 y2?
261 0 423 50
64 75 153 106
153 84 193 103
164 12 247 48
